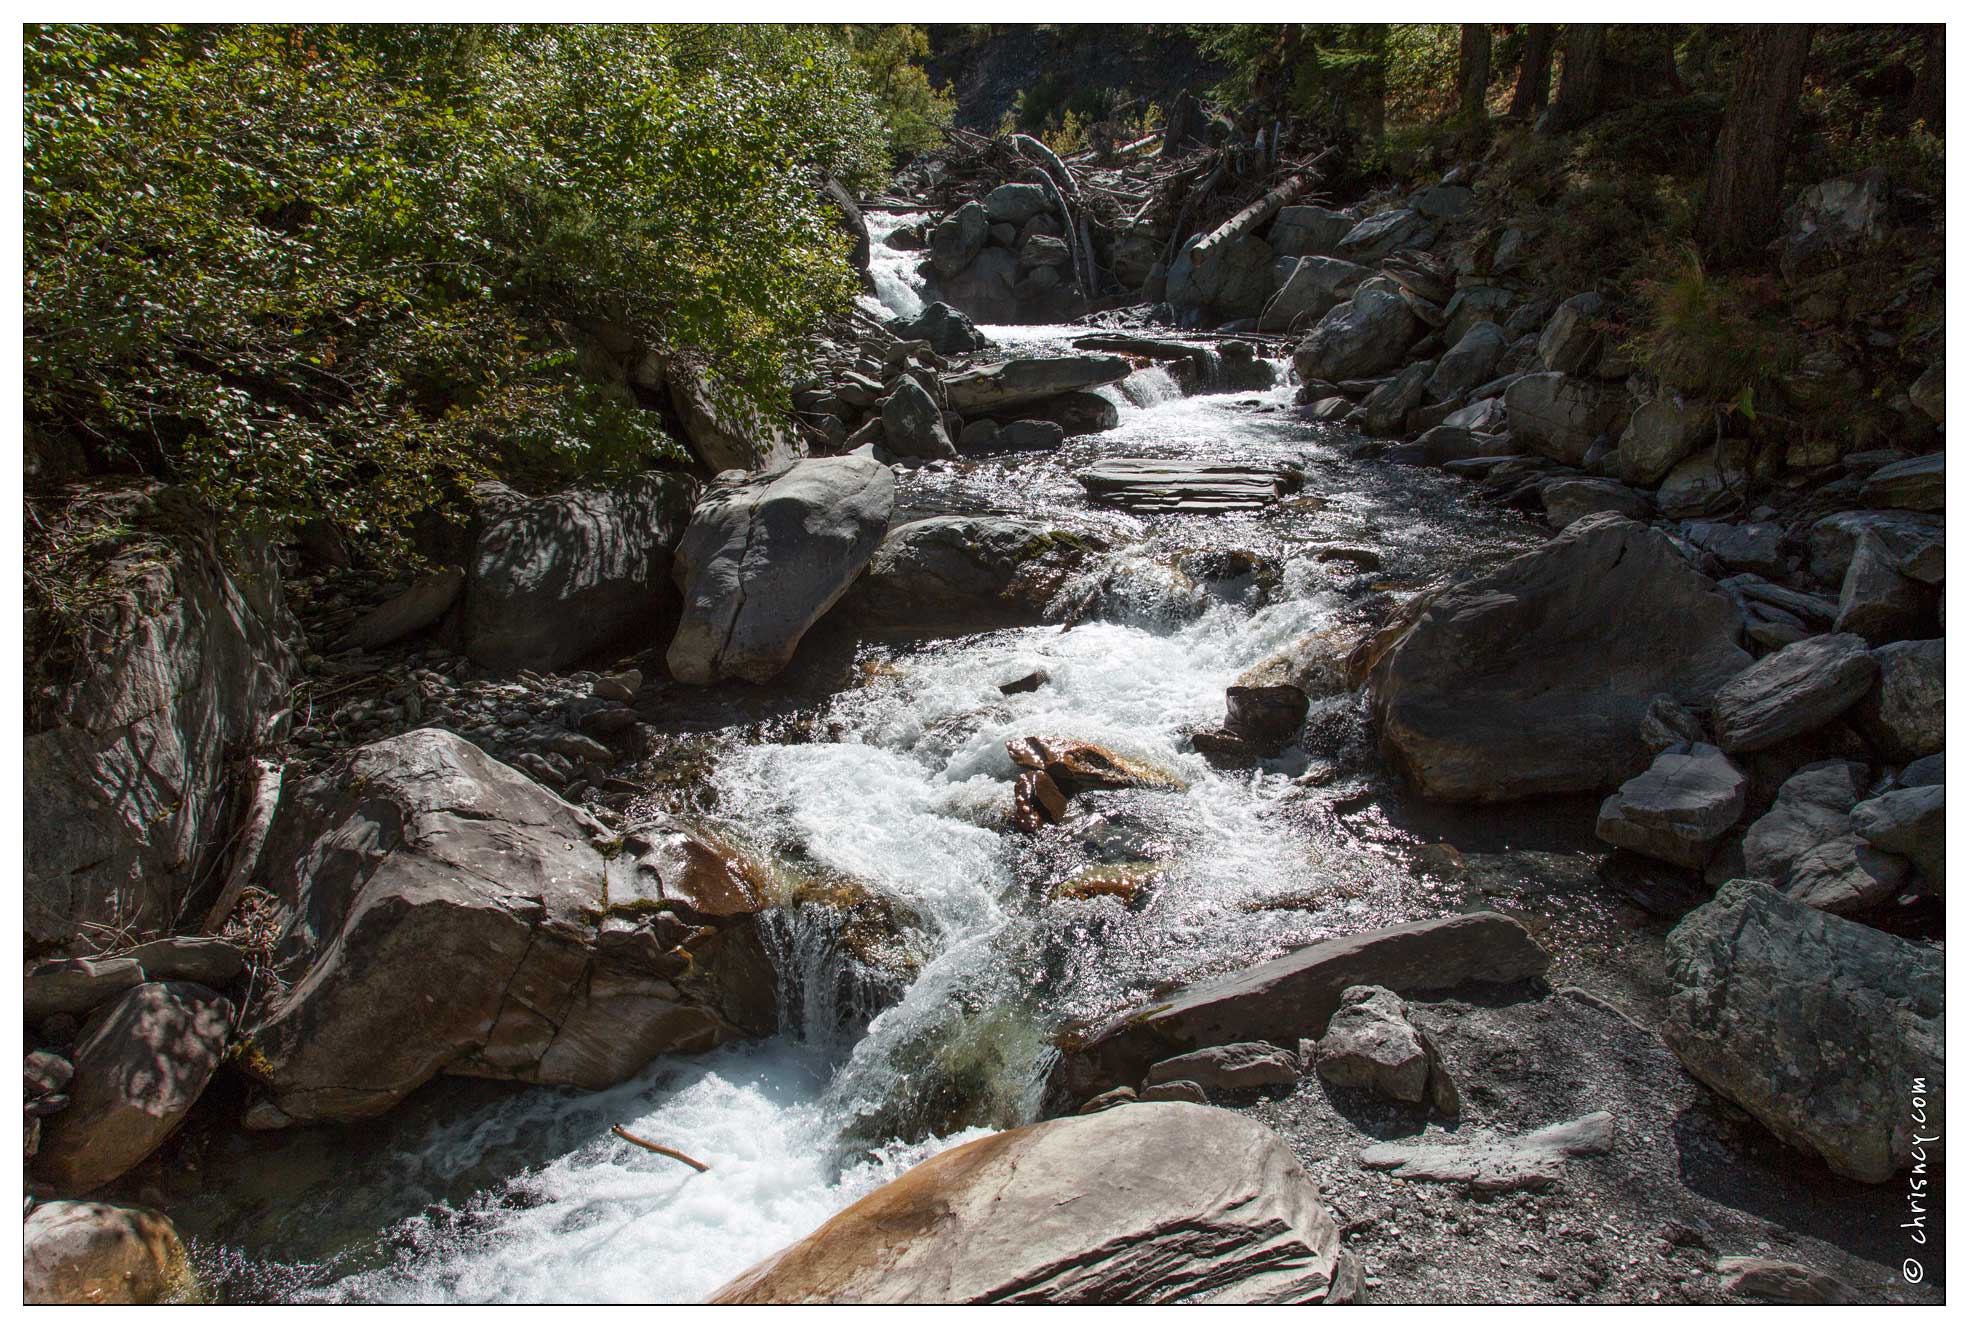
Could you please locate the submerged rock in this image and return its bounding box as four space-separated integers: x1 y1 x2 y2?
1663 881 1942 1183
709 1103 1357 1304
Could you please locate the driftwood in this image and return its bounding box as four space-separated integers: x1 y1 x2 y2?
200 757 284 933
1187 171 1312 265
1012 134 1102 296
612 1124 712 1172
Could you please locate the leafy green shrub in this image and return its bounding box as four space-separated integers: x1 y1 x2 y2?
840 24 955 160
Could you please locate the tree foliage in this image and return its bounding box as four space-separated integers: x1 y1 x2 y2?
23 23 887 553
838 24 956 160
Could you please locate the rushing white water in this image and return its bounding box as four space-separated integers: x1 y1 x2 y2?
1100 364 1184 411
860 210 932 320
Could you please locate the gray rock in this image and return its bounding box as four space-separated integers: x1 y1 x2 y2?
1442 396 1507 432
33 982 232 1193
708 1104 1357 1305
1640 695 1706 754
890 301 987 356
1146 1041 1301 1092
1540 477 1652 527
1360 1112 1615 1193
1682 521 1786 579
1663 880 1942 1182
667 457 893 685
1357 362 1432 436
1172 235 1279 319
1595 743 1747 870
1716 1256 1857 1305
25 512 294 951
1617 394 1712 485
24 957 146 1025
1858 452 1943 512
1851 784 1944 888
1033 390 1120 436
1836 529 1930 643
1425 322 1509 403
1742 759 1869 883
930 201 988 277
23 1200 187 1305
941 355 1130 415
879 377 956 461
245 730 776 1122
1076 1085 1138 1114
1713 633 1878 753
1850 641 1945 763
1338 208 1433 264
1224 684 1310 753
464 474 697 673
1292 290 1421 383
332 567 463 653
1260 256 1370 332
1538 293 1607 375
1807 510 1943 586
995 418 1067 452
983 182 1052 225
1019 234 1071 269
1139 1079 1209 1104
1315 985 1428 1102
1077 458 1298 513
1656 439 1757 518
1372 516 1752 801
1409 184 1474 220
1269 205 1358 258
842 516 1100 637
122 936 245 989
1784 834 1908 915
666 367 802 473
1051 913 1548 1106
1504 373 1630 465
1899 752 1944 787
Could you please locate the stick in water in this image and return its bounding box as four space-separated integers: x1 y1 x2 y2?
611 1124 711 1172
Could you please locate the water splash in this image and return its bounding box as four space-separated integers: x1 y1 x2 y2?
861 211 932 320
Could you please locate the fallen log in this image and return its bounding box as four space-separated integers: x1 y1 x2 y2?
1185 170 1312 266
200 756 284 934
611 1124 712 1172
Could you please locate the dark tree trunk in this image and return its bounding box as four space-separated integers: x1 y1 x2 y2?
1458 24 1493 123
1510 24 1557 118
1162 89 1199 159
1544 23 1609 133
1698 25 1816 265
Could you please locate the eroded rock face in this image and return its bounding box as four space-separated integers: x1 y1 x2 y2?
25 500 295 952
33 982 232 1193
667 457 894 685
463 474 697 673
1371 515 1751 802
244 730 776 1123
709 1104 1357 1305
1663 880 1943 1183
23 1201 188 1305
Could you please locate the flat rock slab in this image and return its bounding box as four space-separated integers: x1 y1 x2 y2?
1146 1041 1301 1092
709 1103 1356 1304
1595 743 1747 870
1712 632 1878 753
1051 912 1548 1106
942 355 1131 415
1077 458 1300 512
1360 1111 1614 1192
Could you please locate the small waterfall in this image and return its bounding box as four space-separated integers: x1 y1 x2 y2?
1111 365 1184 410
861 210 931 320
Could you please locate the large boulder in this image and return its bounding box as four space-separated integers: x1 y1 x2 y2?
983 182 1052 226
1269 204 1358 258
1663 880 1943 1183
25 493 294 952
1855 639 1944 762
23 1201 188 1305
1337 208 1433 264
1806 510 1943 586
1426 322 1509 403
890 301 988 356
710 1104 1356 1304
1852 784 1944 888
1835 529 1932 644
1617 394 1712 485
243 730 777 1123
941 355 1131 416
1537 292 1607 375
33 982 232 1193
930 201 989 278
933 246 1025 323
462 473 697 672
1595 743 1747 869
1259 256 1369 332
1051 913 1548 1106
666 366 803 473
1292 290 1421 383
1504 373 1631 465
1741 759 1868 884
1371 516 1752 802
841 517 1103 637
879 378 957 461
667 457 893 685
1712 633 1878 754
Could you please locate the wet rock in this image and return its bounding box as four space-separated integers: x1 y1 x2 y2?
1851 784 1944 888
846 518 1097 638
1292 290 1421 383
1360 1112 1614 1193
1716 1256 1857 1305
1006 736 1182 797
23 1200 188 1305
709 1103 1357 1304
1713 633 1878 754
33 982 232 1193
1783 834 1908 915
1616 394 1712 485
1504 372 1630 465
1224 684 1310 753
1052 913 1547 1106
332 567 463 653
993 418 1067 453
1050 861 1160 905
1854 639 1943 762
24 957 145 1025
1012 769 1070 832
464 474 696 673
245 730 775 1122
1146 1041 1301 1093
941 355 1129 415
1858 452 1943 512
1595 743 1747 870
890 301 987 356
1663 880 1941 1183
668 457 893 685
999 668 1050 696
1835 529 1932 643
1741 759 1868 884
1539 477 1652 527
1372 515 1752 801
1032 390 1120 436
879 378 956 461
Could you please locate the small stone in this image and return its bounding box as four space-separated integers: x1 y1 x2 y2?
1316 985 1430 1102
999 668 1050 696
1076 1086 1138 1115
1595 743 1747 869
1139 1079 1208 1104
1716 1255 1857 1305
